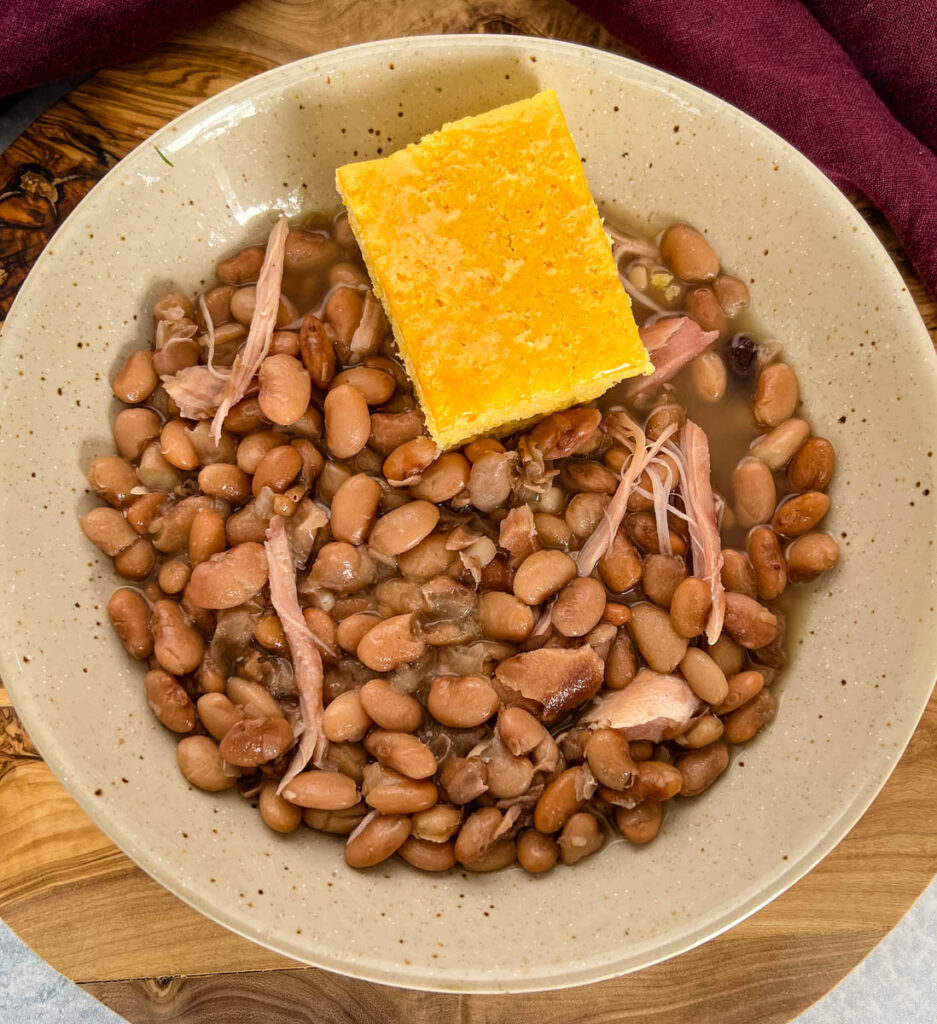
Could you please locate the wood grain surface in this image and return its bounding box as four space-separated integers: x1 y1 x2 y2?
1 2 935 1022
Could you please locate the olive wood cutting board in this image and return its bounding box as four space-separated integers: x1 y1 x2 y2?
1 2 936 1021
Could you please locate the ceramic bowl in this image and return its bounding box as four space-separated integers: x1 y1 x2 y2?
1 35 935 993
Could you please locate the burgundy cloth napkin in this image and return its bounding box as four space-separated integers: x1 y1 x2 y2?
0 0 237 98
574 0 937 300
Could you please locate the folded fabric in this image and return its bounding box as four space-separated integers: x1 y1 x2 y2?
804 0 937 155
0 0 238 98
574 0 937 300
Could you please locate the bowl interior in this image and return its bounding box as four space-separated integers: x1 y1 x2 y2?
1 35 935 992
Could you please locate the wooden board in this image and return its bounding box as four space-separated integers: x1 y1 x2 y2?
1 2 935 1021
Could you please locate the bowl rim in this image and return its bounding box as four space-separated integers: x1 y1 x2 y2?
2 32 936 993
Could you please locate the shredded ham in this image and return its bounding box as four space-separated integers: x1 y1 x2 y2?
265 515 327 792
578 669 701 740
576 410 678 577
210 217 289 441
197 292 227 381
498 505 539 564
626 317 718 403
678 421 726 643
162 364 229 420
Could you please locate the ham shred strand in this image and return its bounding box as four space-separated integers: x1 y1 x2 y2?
264 514 327 792
627 317 718 402
161 364 229 420
211 217 290 441
678 420 726 643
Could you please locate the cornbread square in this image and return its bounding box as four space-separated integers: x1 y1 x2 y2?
336 89 651 449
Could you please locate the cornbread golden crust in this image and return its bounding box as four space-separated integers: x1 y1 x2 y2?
336 89 652 449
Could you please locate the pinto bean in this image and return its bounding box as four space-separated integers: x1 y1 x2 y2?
427 676 499 729
534 766 590 833
345 813 411 868
788 437 835 492
107 589 152 659
188 509 226 567
114 408 161 461
439 757 488 806
325 287 365 348
565 460 618 495
398 836 456 872
597 530 643 592
410 453 471 502
686 287 726 336
787 532 841 583
468 452 516 512
82 507 138 556
628 603 688 673
527 407 601 458
679 647 729 706
534 513 572 550
713 274 750 318
383 437 440 486
186 542 268 609
676 742 729 796
87 455 140 510
517 830 559 873
216 245 264 285
324 383 371 459
226 678 283 721
357 678 423 732
745 526 786 600
411 804 462 843
113 349 157 404
565 492 610 539
721 549 758 597
558 812 605 865
585 728 637 790
322 690 372 743
136 442 182 492
712 670 764 715
605 628 638 689
333 366 396 406
150 599 204 674
478 591 535 643
749 418 809 470
706 634 747 678
369 501 439 556
753 363 799 428
463 437 505 462
626 511 686 556
224 396 266 434
113 538 156 580
298 313 336 388
660 224 719 282
368 410 425 454
310 542 375 593
219 715 294 767
552 577 606 637
362 762 438 814
454 807 503 865
771 492 830 537
252 445 302 497
463 840 516 872
723 592 778 649
281 770 360 809
259 783 303 834
256 354 311 427
676 713 725 749
150 496 215 555
724 689 778 743
145 669 195 732
513 549 577 605
196 692 246 741
198 463 251 505
732 457 776 528
177 735 237 791
335 612 381 654
615 802 662 844
304 804 368 835
669 577 712 638
364 730 436 779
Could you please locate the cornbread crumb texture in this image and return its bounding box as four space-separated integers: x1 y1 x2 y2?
337 89 651 449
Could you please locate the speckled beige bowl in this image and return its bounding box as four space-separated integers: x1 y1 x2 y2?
1 36 936 992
